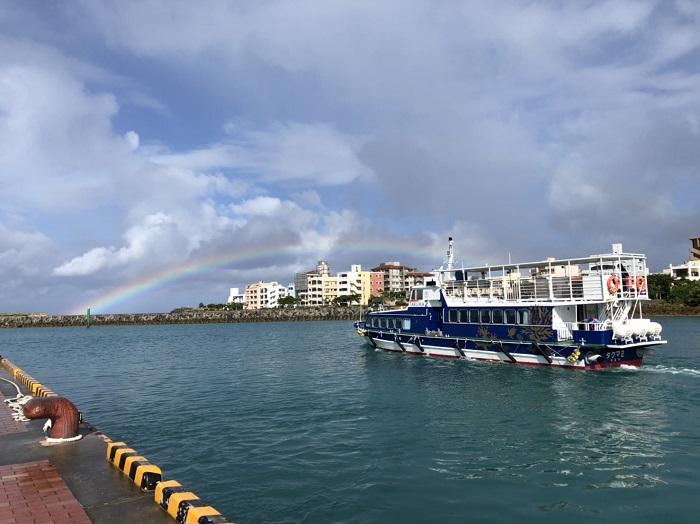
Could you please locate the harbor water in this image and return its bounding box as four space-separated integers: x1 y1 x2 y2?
1 318 698 523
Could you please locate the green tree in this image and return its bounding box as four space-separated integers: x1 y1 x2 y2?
685 282 700 307
368 295 383 307
670 279 692 304
647 273 673 301
278 296 299 308
333 293 361 306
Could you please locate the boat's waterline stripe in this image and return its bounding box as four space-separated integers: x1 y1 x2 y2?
0 358 233 523
69 239 440 315
374 346 643 369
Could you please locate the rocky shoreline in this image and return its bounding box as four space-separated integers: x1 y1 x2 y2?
1 301 697 329
0 306 366 328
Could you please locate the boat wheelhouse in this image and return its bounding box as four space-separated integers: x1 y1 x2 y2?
356 239 666 369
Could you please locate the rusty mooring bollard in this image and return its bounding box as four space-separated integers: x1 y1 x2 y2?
23 397 81 441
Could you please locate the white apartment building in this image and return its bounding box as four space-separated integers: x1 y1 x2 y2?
337 264 371 305
244 281 288 309
663 237 700 281
226 287 245 305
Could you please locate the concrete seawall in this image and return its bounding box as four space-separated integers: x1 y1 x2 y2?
0 306 367 328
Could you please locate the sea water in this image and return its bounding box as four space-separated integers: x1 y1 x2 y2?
1 317 698 523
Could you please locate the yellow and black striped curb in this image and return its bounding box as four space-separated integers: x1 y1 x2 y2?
0 357 57 397
108 440 233 523
106 441 163 492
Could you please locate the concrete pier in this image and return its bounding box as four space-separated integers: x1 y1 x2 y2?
0 360 230 523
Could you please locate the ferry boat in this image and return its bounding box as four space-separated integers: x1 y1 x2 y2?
356 239 666 370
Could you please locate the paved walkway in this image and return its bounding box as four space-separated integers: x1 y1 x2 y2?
0 460 91 524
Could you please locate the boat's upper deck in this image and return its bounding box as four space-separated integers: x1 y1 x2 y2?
434 249 649 306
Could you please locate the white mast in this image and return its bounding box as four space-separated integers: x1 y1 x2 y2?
445 237 454 271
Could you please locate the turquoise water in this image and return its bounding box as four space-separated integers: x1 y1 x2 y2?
1 318 699 523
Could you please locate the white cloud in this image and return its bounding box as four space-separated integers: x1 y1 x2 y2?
152 121 374 186
53 213 183 276
0 224 55 276
3 1 700 311
124 130 139 150
230 197 282 216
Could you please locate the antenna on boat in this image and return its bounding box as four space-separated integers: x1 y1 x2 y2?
445 237 454 271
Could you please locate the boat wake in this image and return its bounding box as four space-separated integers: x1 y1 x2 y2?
642 365 700 377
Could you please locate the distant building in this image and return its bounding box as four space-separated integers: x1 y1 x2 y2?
295 261 338 306
369 271 384 297
286 283 296 298
405 271 434 289
305 275 338 306
226 287 245 305
336 264 372 305
663 237 700 281
244 281 287 309
371 261 417 294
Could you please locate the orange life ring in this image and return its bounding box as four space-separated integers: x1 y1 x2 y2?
636 276 646 292
607 275 620 294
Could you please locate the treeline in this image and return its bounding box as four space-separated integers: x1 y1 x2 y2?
195 291 408 310
647 274 700 306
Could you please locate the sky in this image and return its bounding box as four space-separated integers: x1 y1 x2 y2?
1 0 699 314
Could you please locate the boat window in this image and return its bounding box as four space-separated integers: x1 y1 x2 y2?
455 270 464 281
469 309 479 323
480 309 491 323
518 309 530 325
415 289 423 300
449 310 459 323
505 309 516 324
459 310 469 323
402 319 411 330
492 309 504 323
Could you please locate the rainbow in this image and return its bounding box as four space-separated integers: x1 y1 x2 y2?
68 238 441 314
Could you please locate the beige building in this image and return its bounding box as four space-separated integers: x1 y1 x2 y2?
305 274 338 306
244 281 287 309
663 237 700 281
295 261 339 306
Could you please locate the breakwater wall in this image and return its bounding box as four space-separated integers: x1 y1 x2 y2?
0 306 366 328
644 301 700 316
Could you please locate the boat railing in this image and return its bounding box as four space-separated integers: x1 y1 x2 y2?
444 272 648 304
563 321 609 332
